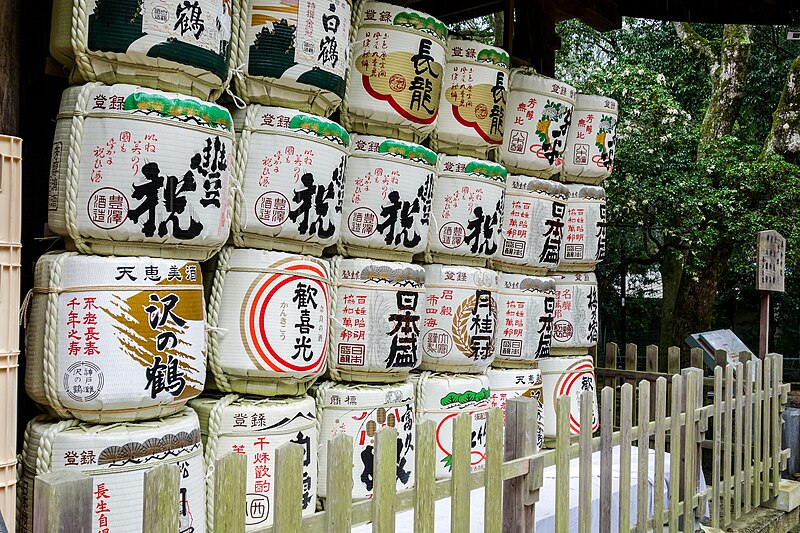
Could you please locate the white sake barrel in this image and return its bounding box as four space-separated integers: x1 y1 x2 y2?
48 83 233 261
419 265 498 373
562 95 618 184
17 409 206 533
559 184 607 271
207 247 329 396
426 155 506 265
431 40 510 159
329 257 425 382
230 0 352 116
411 372 491 479
550 272 599 355
316 381 415 499
539 356 599 439
493 176 568 274
25 252 206 423
342 2 447 142
493 274 556 366
340 135 436 261
191 394 317 531
231 106 349 255
486 368 544 451
50 0 231 100
500 71 576 178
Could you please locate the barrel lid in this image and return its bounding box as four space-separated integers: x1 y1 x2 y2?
550 272 597 284
497 273 556 295
350 134 437 168
487 367 543 389
335 257 425 288
190 394 316 436
411 371 491 410
565 183 606 201
317 380 414 408
437 154 506 184
507 175 569 199
360 2 448 44
423 264 498 289
575 94 619 114
235 105 350 147
218 247 330 277
446 39 510 70
509 71 577 105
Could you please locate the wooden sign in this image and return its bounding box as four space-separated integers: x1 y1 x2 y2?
756 230 785 292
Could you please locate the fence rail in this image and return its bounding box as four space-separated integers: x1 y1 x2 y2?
31 352 789 533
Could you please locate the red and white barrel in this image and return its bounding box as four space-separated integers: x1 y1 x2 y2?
426 155 506 266
342 2 447 142
539 355 599 439
493 274 556 366
340 135 436 261
231 106 349 255
562 95 618 184
500 71 576 178
419 265 498 373
329 257 425 382
559 184 606 271
230 0 352 116
486 368 544 451
411 372 491 479
431 40 510 159
316 381 415 499
493 176 568 274
48 83 233 260
207 247 329 396
550 273 599 355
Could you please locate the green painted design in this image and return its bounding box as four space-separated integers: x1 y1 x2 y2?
441 454 453 471
476 48 510 67
378 140 437 166
289 114 350 145
392 12 448 41
463 161 507 180
439 388 491 407
122 92 232 131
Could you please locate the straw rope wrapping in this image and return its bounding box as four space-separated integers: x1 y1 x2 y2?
230 106 260 247
204 393 239 533
340 0 367 130
64 83 94 254
207 246 234 392
42 253 74 417
69 0 97 84
327 256 343 381
422 172 441 264
35 418 82 476
230 1 248 100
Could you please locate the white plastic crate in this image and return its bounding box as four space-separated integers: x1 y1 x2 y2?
0 136 21 246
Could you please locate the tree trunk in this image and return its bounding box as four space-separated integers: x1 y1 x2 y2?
658 247 685 353
0 0 20 136
492 12 504 49
763 55 800 163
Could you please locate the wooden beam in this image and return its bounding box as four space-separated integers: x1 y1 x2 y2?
0 0 20 136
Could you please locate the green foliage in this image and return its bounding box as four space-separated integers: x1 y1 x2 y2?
289 114 350 145
393 12 448 41
439 388 491 407
379 140 437 166
464 160 507 179
122 92 232 130
476 48 510 67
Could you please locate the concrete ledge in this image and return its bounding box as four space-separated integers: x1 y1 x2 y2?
763 480 800 512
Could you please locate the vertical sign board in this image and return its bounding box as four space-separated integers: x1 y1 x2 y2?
756 230 785 358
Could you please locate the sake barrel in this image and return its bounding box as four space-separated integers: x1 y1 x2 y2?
316 381 415 499
190 394 317 530
329 257 425 382
25 252 206 423
48 83 233 261
17 409 206 533
559 184 607 271
50 0 231 100
426 155 506 266
419 265 498 373
539 356 599 439
493 176 568 274
493 274 556 367
230 0 352 116
340 135 436 261
207 247 329 396
486 368 544 451
500 71 576 178
562 95 618 184
430 40 510 159
411 372 491 479
231 106 349 255
550 272 599 355
342 2 447 142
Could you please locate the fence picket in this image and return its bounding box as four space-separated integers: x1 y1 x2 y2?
618 383 633 533
771 354 781 498
451 414 471 533
691 348 704 370
724 364 734 525
734 362 744 518
668 375 682 533
636 380 650 533
667 347 681 417
274 443 304 531
326 434 354 533
33 470 93 533
653 378 667 531
744 359 754 514
711 367 722 529
143 463 179 533
555 395 571 533
213 453 246 533
579 391 593 533
599 386 614 533
373 427 399 533
683 370 698 532
626 344 638 410
414 420 436 533
762 356 772 503
484 408 504 533
646 346 658 418
753 358 763 507
503 397 537 533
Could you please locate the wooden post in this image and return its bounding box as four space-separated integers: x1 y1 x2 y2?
451 414 471 533
484 409 504 533
502 397 537 533
578 391 593 533
0 0 20 136
599 386 614 533
33 471 93 533
143 463 180 532
274 443 304 531
414 420 436 533
554 396 571 533
326 434 354 533
213 453 247 533
373 427 398 532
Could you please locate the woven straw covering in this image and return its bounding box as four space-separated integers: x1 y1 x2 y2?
231 105 349 254
50 0 231 100
48 83 234 261
25 252 206 423
206 247 329 396
17 409 206 533
190 394 317 531
230 0 355 115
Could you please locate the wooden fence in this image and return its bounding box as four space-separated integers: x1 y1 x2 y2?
32 353 789 533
